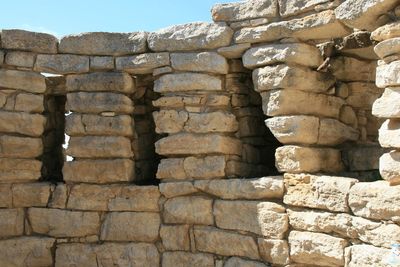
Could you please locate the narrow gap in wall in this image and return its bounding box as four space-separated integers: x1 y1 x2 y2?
41 74 66 182
132 75 161 185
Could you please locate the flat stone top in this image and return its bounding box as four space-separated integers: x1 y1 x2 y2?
1 29 58 53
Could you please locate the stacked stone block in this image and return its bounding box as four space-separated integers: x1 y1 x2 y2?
372 21 400 185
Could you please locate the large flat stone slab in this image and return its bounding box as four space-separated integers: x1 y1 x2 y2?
171 52 228 74
0 111 46 137
0 69 46 93
66 136 133 158
0 158 42 182
66 114 133 136
0 136 42 158
211 0 278 22
154 73 223 93
34 54 89 74
66 72 135 93
1 29 58 53
372 87 400 118
116 52 170 74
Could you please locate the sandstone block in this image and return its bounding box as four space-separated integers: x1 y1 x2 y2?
66 92 134 114
148 22 233 51
153 110 188 134
372 87 400 118
330 56 376 82
261 90 344 119
59 32 147 55
90 56 114 70
345 245 392 267
34 54 89 74
275 146 343 173
318 118 359 145
217 43 251 59
155 133 241 156
1 29 57 53
12 183 52 207
156 158 186 180
194 226 260 260
28 208 100 237
211 0 277 22
234 10 350 44
0 237 55 267
378 119 400 148
116 52 170 74
284 173 357 212
0 136 42 158
171 52 228 74
66 72 135 93
162 252 214 267
335 0 398 31
0 184 12 208
253 64 335 93
224 257 268 267
0 158 41 182
243 43 323 69
371 21 400 41
346 82 382 109
160 224 190 251
163 196 213 225
214 200 288 238
154 73 223 93
153 95 230 109
5 51 36 68
67 136 133 158
55 242 159 267
0 69 46 93
159 181 198 198
13 93 45 113
183 156 227 179
279 0 331 17
194 176 284 200
0 111 46 137
258 239 290 265
63 159 134 183
67 184 160 211
48 184 67 209
289 231 348 266
100 212 160 242
348 180 400 222
376 61 400 88
185 112 238 133
0 209 24 237
374 37 400 59
66 114 133 136
380 151 400 185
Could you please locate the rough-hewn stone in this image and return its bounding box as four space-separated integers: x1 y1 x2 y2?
171 52 228 74
374 38 400 59
224 257 268 267
0 158 42 182
1 29 57 53
345 245 392 267
66 114 133 136
162 252 214 267
34 54 89 74
376 61 400 88
66 72 135 93
0 69 46 93
12 183 52 207
0 111 46 137
212 0 278 22
0 209 24 237
164 196 213 225
154 73 223 93
67 136 133 158
217 43 251 59
380 151 400 185
160 224 190 251
279 0 331 17
371 21 400 41
159 181 198 198
372 87 400 118
330 56 376 82
0 136 42 158
5 51 36 68
116 52 170 74
258 239 290 265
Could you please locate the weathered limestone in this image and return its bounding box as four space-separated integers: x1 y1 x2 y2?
371 21 400 41
12 183 52 207
34 54 89 74
372 87 400 118
0 209 24 237
5 51 36 68
162 252 214 267
154 73 223 93
116 52 170 74
376 61 400 88
1 29 57 53
160 225 190 251
100 212 160 242
330 56 376 82
171 52 229 74
0 158 42 182
374 38 400 59
224 257 268 267
211 0 278 22
217 43 251 58
59 32 147 55
0 69 46 93
148 22 233 51
0 136 42 158
279 0 332 17
258 239 290 265
380 151 400 185
66 114 133 136
66 72 135 93
163 196 213 225
345 245 392 267
66 136 133 158
0 111 46 137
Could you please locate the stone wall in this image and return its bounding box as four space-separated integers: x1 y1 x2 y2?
0 0 400 266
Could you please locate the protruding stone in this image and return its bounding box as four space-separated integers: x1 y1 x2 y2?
66 136 133 158
1 29 58 53
148 22 233 51
376 60 400 88
59 32 147 55
34 54 89 74
164 196 213 225
371 21 400 41
217 43 251 59
66 114 133 136
211 0 278 22
380 151 400 185
66 72 135 93
372 87 400 118
374 38 400 59
0 69 46 93
154 73 222 93
0 158 42 182
279 0 332 17
243 43 323 69
171 52 228 74
116 52 170 74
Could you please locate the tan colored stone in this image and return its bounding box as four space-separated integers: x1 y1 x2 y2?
284 173 357 212
160 224 190 251
380 151 400 185
66 114 133 136
378 119 400 148
0 111 46 137
28 208 100 237
214 200 288 238
116 52 170 74
164 196 213 225
159 181 198 198
261 90 344 118
59 32 147 55
0 69 46 93
100 212 160 242
371 21 400 41
346 82 382 109
289 231 348 266
244 43 323 69
148 22 233 51
376 60 400 88
155 133 241 156
217 43 251 59
194 226 260 260
253 64 335 93
258 239 290 265
162 252 214 267
5 51 36 68
0 158 41 182
66 92 134 114
1 29 57 53
345 245 392 267
345 145 384 171
12 183 52 207
66 72 135 93
194 177 284 200
349 180 400 222
318 118 359 145
224 257 268 267
212 0 277 22
154 73 223 93
235 10 350 44
374 38 400 59
67 184 159 211
34 54 89 74
14 93 44 113
63 159 134 183
153 94 229 109
67 136 133 158
185 112 238 133
56 242 159 267
48 183 67 209
0 184 12 208
0 136 42 158
0 237 55 267
330 56 376 82
90 56 114 70
0 209 24 237
335 0 398 31
183 156 227 179
372 87 400 118
279 0 331 17
275 146 343 173
156 158 186 180
153 110 188 134
171 52 228 74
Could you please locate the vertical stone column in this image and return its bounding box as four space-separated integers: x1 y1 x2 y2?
372 22 400 185
244 42 358 174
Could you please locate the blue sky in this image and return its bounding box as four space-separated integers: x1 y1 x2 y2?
1 0 234 38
